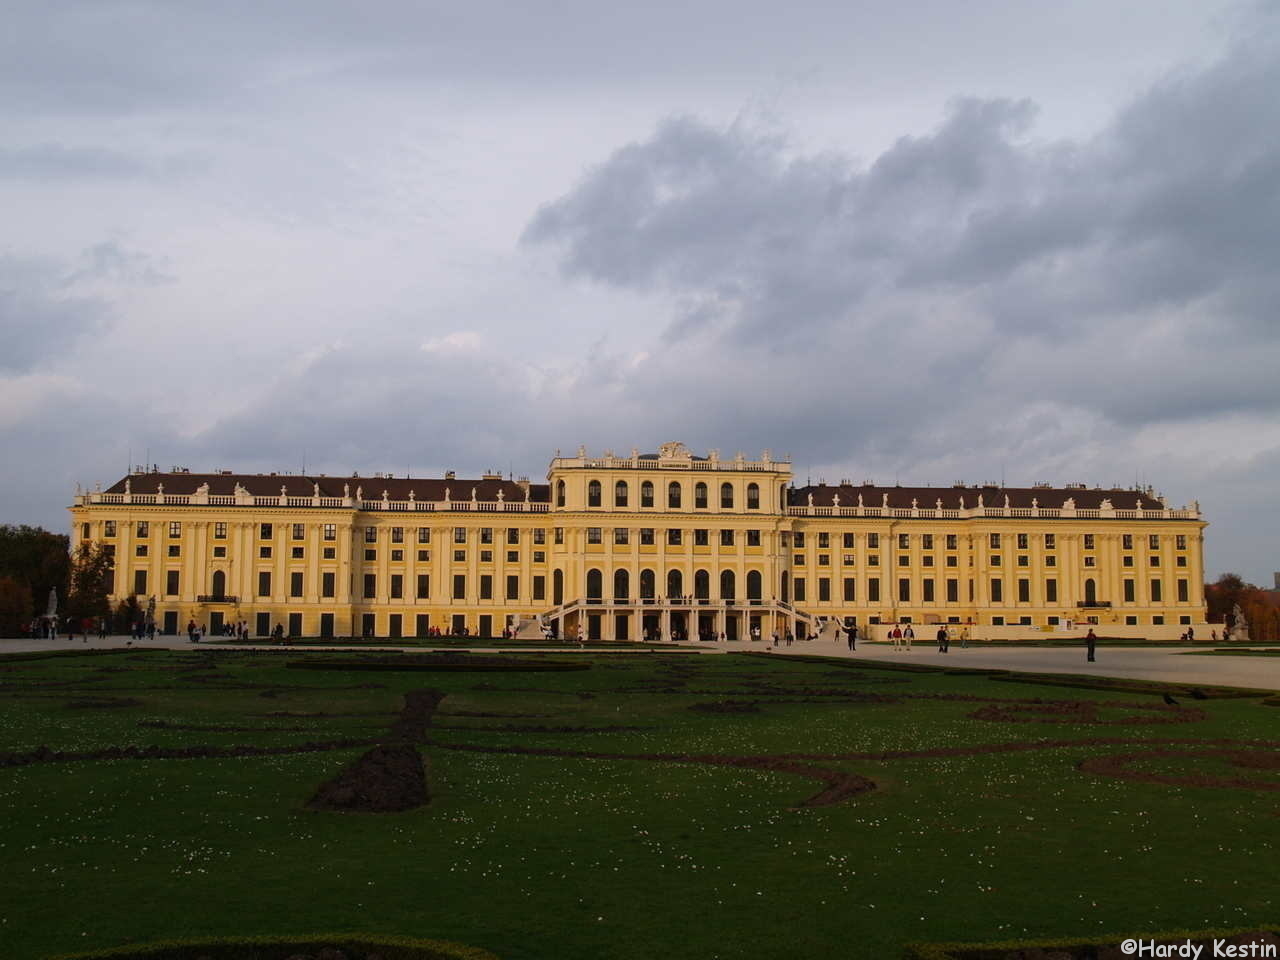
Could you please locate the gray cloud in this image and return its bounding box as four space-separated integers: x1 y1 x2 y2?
0 255 109 373
0 143 149 180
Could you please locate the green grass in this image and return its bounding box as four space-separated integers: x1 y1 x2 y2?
1 650 1277 959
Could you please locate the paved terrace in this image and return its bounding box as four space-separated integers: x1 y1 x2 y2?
5 634 1279 693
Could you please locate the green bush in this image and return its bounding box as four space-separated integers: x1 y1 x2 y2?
45 932 498 960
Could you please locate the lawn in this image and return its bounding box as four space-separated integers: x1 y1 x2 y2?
1 649 1275 959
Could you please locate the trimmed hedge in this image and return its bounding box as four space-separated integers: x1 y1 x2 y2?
0 648 138 663
286 659 589 673
988 672 1264 699
44 932 498 960
903 924 1278 959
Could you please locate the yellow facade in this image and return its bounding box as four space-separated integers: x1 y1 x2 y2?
69 442 1207 640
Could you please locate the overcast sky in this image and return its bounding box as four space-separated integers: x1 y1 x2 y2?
2 1 1278 584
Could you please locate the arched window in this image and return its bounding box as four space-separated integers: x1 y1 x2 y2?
615 480 628 507
720 569 736 600
586 569 603 600
694 482 708 509
553 569 564 605
640 481 654 507
668 481 682 509
614 569 630 600
781 571 790 603
639 569 656 599
720 482 734 508
747 483 760 510
556 480 566 507
211 570 226 598
1085 578 1097 604
694 569 710 600
667 569 683 598
747 570 762 600
587 480 601 507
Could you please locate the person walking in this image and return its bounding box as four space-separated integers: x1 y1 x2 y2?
1086 627 1097 663
846 624 857 651
937 625 948 653
961 627 969 649
903 624 914 651
890 624 901 651
187 619 197 643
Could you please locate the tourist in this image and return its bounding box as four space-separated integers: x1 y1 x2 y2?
1086 628 1097 662
846 625 857 651
903 624 914 651
1187 625 1195 642
961 627 969 649
273 622 285 645
936 625 948 653
772 631 779 647
891 624 902 652
785 630 793 647
187 619 197 643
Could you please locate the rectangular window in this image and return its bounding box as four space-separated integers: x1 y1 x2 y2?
898 555 909 567
391 526 404 543
390 574 403 599
614 528 630 545
259 545 272 559
1123 555 1134 567
1153 615 1165 626
720 529 734 547
1083 556 1096 567
290 572 304 597
391 549 403 562
104 520 117 537
1124 579 1135 603
168 521 181 538
453 550 465 562
168 544 181 558
507 528 519 545
480 550 492 563
1016 533 1028 549
990 554 1001 566
363 574 376 599
868 577 880 602
1018 578 1030 603
1084 534 1095 550
843 577 856 601
922 578 934 602
410 526 426 544
1122 534 1133 550
898 578 910 602
213 546 226 558
793 577 806 602
365 527 377 543
291 546 304 559
323 523 335 541
1177 579 1188 602
818 532 830 548
843 554 855 565
507 550 518 563
291 523 304 540
134 569 147 594
1045 555 1056 567
640 528 655 545
945 534 957 550
1044 533 1055 549
867 554 879 566
793 532 805 548
747 530 761 547
898 533 909 549
818 554 830 566
480 575 492 600
946 579 958 603
694 529 709 546
417 549 429 561
480 528 493 544
135 544 148 557
454 527 467 544
990 578 1003 602
533 528 546 545
587 527 602 544
416 574 430 599
668 529 682 545
1176 534 1186 550
533 575 545 601
165 570 179 596
137 521 149 538
322 572 335 598
260 523 272 540
843 533 855 549
506 575 519 600
818 578 830 602
1017 555 1028 566
1149 555 1160 567
1150 579 1163 603
1177 556 1186 567
258 571 271 597
1148 534 1159 550
793 554 805 566
388 613 402 639
554 527 564 544
365 549 376 561
989 533 1000 549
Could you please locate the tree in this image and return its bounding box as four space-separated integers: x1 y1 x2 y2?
1204 573 1247 624
65 542 113 624
0 525 70 622
0 576 33 637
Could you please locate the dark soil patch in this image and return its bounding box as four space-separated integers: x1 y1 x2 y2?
438 710 555 719
1079 748 1280 791
308 742 428 812
433 722 649 733
137 719 324 733
689 700 761 714
968 701 1205 726
0 738 379 768
388 689 446 744
64 697 142 709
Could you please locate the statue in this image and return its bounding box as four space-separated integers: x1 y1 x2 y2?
882 493 889 508
355 485 363 501
46 587 57 618
1100 498 1113 510
1003 494 1010 509
313 482 320 497
977 494 984 508
1228 603 1250 642
832 493 840 507
807 493 814 507
497 490 505 502
343 482 350 498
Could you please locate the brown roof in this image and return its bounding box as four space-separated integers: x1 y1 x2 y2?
789 483 1161 511
105 473 550 503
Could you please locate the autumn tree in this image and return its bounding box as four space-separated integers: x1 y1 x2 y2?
0 525 70 622
65 542 113 624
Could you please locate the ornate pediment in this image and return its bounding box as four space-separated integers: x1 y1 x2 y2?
657 441 692 461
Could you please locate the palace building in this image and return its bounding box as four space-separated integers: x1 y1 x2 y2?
69 442 1207 640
